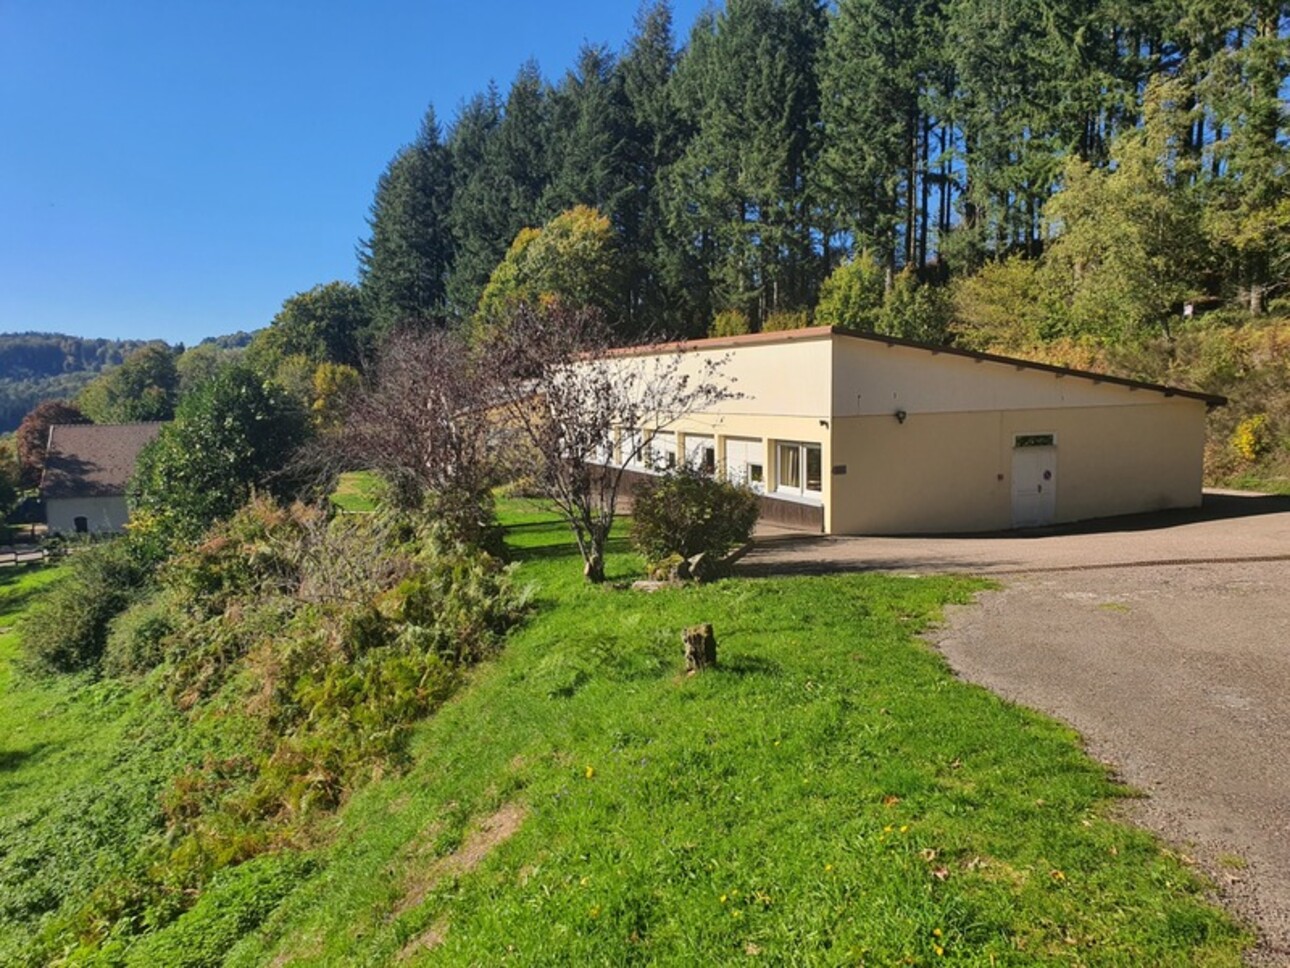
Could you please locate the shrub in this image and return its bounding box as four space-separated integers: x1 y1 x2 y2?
761 309 810 333
816 253 885 331
709 308 751 338
21 540 152 673
630 466 760 578
103 590 181 678
1232 414 1272 462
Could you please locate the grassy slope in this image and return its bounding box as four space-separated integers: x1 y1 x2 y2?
0 566 180 963
211 507 1246 967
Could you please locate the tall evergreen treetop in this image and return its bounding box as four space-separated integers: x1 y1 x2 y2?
360 105 455 335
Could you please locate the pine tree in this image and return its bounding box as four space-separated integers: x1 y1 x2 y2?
620 1 698 334
445 88 504 316
359 106 455 336
446 66 552 315
667 0 825 327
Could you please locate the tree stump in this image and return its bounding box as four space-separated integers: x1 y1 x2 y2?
683 623 717 673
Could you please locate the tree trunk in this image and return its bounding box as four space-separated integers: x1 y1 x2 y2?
683 623 717 673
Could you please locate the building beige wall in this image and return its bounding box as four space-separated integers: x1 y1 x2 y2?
46 496 131 535
831 400 1206 534
598 331 1209 535
832 336 1176 417
608 331 833 420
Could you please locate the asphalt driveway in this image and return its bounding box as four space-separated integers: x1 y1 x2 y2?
741 491 1290 963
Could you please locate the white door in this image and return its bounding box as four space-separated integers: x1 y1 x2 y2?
1011 444 1056 527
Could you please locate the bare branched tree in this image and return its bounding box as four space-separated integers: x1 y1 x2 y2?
328 327 501 546
488 304 738 583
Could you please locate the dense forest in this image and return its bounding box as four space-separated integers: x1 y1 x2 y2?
0 333 254 434
359 0 1288 339
0 334 152 433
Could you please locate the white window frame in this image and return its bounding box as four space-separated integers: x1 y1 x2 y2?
774 441 823 499
722 436 765 493
651 431 677 472
684 434 716 474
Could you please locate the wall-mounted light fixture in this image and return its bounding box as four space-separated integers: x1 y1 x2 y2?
894 409 907 424
818 419 830 428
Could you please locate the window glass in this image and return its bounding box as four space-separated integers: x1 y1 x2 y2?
1014 433 1055 448
778 443 801 489
749 463 764 484
805 445 822 492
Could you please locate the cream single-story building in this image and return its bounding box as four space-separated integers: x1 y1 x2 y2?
40 422 164 535
605 326 1224 535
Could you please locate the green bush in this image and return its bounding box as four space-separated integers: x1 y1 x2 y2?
103 590 181 678
761 309 810 332
20 540 152 673
630 466 760 578
709 308 751 338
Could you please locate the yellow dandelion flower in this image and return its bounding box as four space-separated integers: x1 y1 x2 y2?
933 928 943 938
585 765 595 779
934 945 945 956
824 863 833 873
883 825 893 834
720 894 728 904
589 905 601 918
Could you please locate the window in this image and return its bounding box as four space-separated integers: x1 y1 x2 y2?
775 441 822 498
652 432 677 471
684 434 716 474
73 516 89 534
1014 433 1055 448
621 427 642 467
723 437 765 492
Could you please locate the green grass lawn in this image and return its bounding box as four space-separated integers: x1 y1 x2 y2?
330 470 381 512
207 505 1247 966
0 565 187 964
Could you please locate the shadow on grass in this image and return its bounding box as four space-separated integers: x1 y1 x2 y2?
719 654 783 677
0 742 54 774
0 568 60 622
507 533 634 563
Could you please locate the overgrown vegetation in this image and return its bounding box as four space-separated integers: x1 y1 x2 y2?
0 505 1253 964
1 499 526 964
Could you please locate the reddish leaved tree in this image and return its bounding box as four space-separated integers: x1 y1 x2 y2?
16 400 90 489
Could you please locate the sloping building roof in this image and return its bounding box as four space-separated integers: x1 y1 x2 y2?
40 422 165 500
604 325 1227 408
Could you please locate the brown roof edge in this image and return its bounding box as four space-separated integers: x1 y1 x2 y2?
605 325 1227 409
602 325 835 358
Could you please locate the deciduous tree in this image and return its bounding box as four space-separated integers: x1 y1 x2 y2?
129 367 309 540
15 400 89 488
487 303 737 583
76 343 179 424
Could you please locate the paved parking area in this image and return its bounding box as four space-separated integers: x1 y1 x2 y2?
742 492 1290 962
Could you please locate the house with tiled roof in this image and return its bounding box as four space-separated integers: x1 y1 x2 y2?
40 422 164 534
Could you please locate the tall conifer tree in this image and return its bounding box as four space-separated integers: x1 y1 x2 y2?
359 106 455 335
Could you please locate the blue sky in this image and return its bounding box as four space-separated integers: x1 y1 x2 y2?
0 1 709 346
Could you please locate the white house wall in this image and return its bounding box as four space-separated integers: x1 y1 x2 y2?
46 496 131 535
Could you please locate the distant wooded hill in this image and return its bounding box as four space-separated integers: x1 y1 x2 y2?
0 331 255 433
